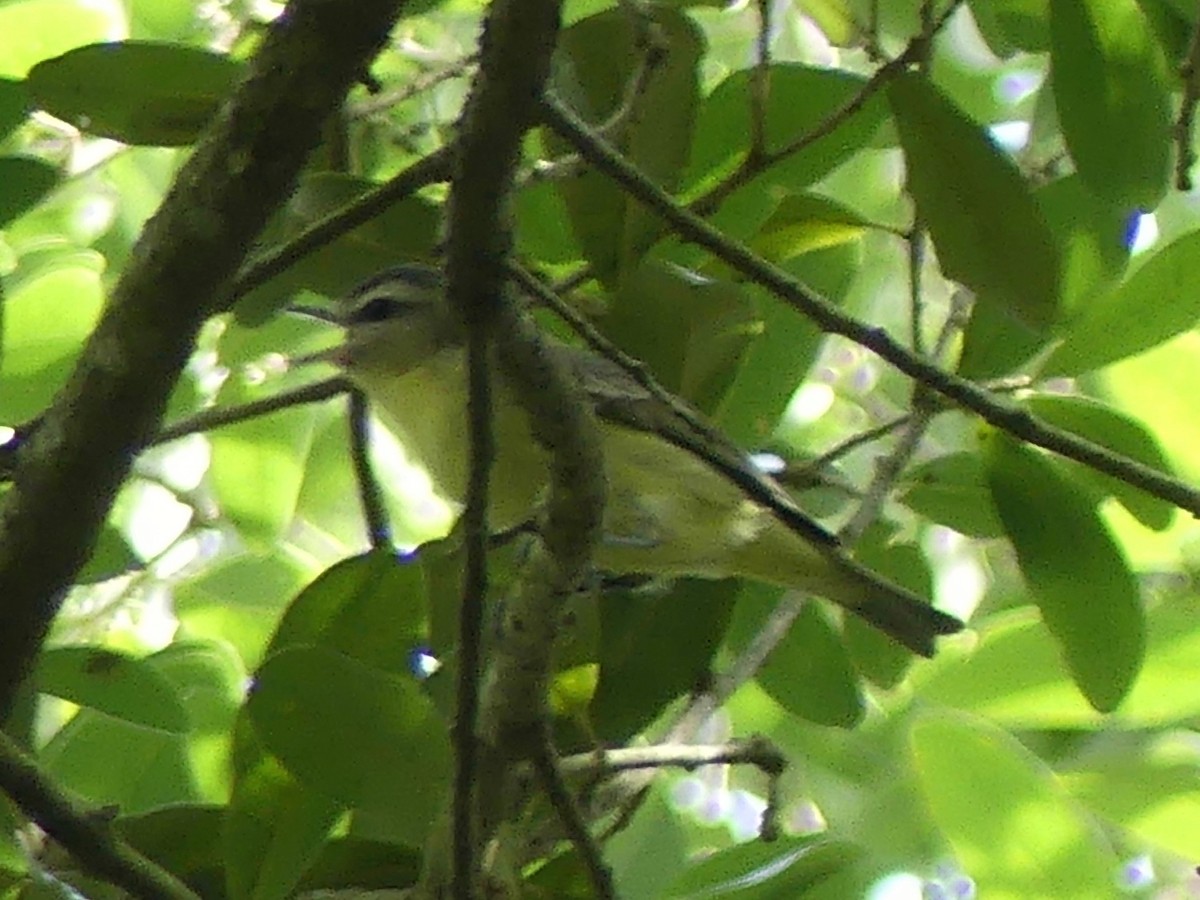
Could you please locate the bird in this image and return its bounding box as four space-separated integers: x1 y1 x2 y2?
309 264 963 656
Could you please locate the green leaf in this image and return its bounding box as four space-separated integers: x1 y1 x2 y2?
984 432 1144 712
911 711 1120 899
0 0 118 79
1065 756 1200 861
1049 0 1170 208
971 0 1051 55
0 78 30 140
888 73 1061 331
914 611 1103 727
550 8 702 281
28 41 243 146
1023 393 1175 530
592 578 735 743
234 172 440 324
900 451 1005 538
664 835 861 898
710 222 864 448
843 530 934 688
224 747 342 900
246 646 450 834
755 601 864 728
207 374 318 550
0 157 58 227
116 805 225 898
1035 174 1132 317
0 260 105 422
686 65 887 200
76 522 141 583
267 549 428 676
917 594 1200 729
1044 229 1200 376
604 260 755 411
34 646 188 733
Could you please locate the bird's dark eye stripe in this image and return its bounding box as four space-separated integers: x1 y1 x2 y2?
350 296 417 324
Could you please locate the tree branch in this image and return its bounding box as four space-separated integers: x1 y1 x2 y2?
0 0 410 718
0 730 200 900
539 93 1200 518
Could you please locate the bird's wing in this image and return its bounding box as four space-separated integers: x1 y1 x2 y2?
554 343 840 552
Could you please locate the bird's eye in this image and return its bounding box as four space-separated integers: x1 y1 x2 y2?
353 296 402 324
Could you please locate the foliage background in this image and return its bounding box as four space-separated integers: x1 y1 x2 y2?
0 0 1199 897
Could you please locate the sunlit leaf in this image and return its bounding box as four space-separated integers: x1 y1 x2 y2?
911 712 1120 899
1045 230 1200 376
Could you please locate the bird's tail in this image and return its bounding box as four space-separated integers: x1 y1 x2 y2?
822 555 963 657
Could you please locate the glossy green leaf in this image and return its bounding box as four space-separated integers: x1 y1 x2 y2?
1044 229 1200 376
911 712 1120 899
687 65 887 200
1049 0 1170 208
174 553 317 671
716 240 862 446
664 836 861 898
0 261 104 422
984 433 1144 712
28 41 243 146
550 8 701 281
247 646 450 829
918 594 1200 728
34 646 188 733
756 602 863 727
970 0 1051 54
843 531 934 688
1035 174 1132 317
889 73 1061 331
267 549 428 676
1024 393 1175 530
39 706 197 814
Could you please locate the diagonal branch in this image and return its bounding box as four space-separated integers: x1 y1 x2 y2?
539 93 1200 518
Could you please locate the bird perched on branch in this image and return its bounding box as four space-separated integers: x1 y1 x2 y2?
309 264 962 656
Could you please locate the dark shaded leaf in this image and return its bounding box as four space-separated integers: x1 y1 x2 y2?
28 41 243 145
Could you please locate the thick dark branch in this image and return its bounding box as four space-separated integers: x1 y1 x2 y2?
0 0 409 717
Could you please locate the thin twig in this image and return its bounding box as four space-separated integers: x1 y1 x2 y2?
230 146 454 303
689 2 965 217
539 93 1200 517
348 389 392 548
149 378 350 448
529 731 615 900
350 54 478 118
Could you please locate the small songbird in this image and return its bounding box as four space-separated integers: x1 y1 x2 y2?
313 264 962 656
